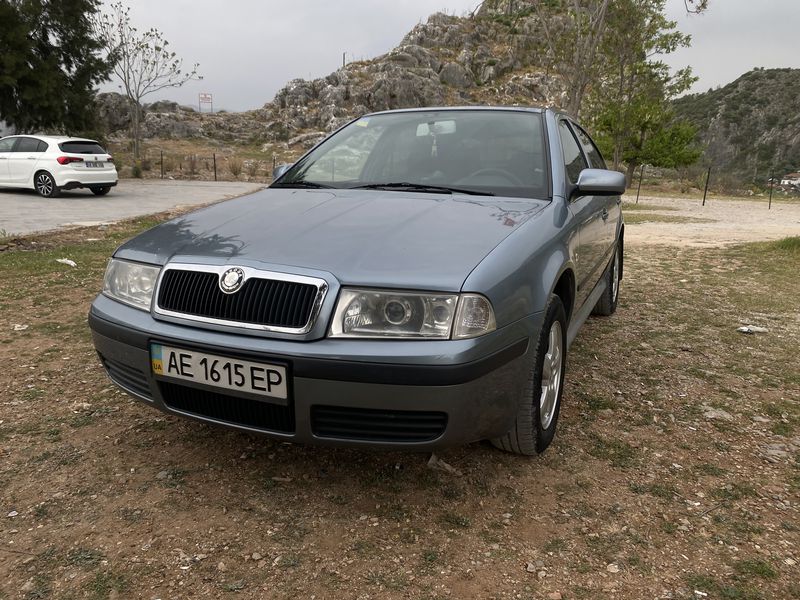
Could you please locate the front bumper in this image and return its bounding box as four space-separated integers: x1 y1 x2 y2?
88 294 542 449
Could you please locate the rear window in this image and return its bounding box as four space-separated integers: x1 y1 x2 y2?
59 141 106 154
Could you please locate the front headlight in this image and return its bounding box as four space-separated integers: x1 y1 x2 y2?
102 259 160 311
329 289 496 339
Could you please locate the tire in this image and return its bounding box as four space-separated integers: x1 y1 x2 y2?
592 240 622 316
91 187 111 196
491 294 568 455
34 171 60 198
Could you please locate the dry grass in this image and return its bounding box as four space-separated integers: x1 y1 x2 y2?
106 138 299 183
622 212 713 225
227 156 244 178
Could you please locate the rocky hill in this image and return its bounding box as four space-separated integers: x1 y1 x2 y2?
673 68 800 184
97 8 565 155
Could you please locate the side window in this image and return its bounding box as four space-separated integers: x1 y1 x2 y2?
13 137 43 153
37 140 49 152
0 138 16 152
573 124 607 169
558 120 587 183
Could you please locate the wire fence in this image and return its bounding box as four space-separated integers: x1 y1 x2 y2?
630 163 799 209
105 143 291 184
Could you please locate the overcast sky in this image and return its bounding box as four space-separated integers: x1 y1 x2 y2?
99 0 799 111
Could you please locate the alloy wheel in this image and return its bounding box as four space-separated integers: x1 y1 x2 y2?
539 320 563 430
36 173 53 196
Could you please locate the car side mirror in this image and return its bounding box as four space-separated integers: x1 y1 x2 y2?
272 163 293 180
573 168 626 198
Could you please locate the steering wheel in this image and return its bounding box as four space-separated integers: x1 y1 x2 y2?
467 168 524 186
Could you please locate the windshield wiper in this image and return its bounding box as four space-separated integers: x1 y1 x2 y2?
351 182 494 196
271 181 334 189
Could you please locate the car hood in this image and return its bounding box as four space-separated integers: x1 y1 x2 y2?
115 188 549 291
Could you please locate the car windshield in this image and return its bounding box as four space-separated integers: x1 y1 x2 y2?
276 110 549 199
59 140 106 154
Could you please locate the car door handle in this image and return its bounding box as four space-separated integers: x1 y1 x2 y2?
27 157 37 160
601 208 609 221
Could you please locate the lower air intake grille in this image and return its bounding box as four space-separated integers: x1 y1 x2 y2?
99 354 152 399
159 382 295 433
311 405 447 443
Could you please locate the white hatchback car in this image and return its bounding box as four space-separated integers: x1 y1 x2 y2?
0 135 118 197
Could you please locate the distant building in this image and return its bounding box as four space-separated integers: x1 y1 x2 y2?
780 172 800 186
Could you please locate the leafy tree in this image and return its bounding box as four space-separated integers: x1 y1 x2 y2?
473 0 709 118
640 120 701 169
95 2 201 158
0 0 110 134
585 0 698 184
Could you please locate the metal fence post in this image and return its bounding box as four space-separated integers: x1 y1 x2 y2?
213 153 217 182
160 150 164 179
636 164 644 204
768 170 774 210
702 167 711 206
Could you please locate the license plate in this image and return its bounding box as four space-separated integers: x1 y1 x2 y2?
150 344 288 400
85 161 103 168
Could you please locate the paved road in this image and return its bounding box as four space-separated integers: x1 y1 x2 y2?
0 179 264 236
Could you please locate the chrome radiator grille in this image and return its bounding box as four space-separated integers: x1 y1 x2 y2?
155 266 326 333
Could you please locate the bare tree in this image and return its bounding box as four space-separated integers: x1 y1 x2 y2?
95 2 201 158
532 0 610 117
684 0 709 13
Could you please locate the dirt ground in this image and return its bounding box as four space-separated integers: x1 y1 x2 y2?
0 198 798 599
622 195 800 247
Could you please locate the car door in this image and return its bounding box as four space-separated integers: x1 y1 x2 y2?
0 137 15 183
572 123 620 265
8 136 44 184
558 120 604 308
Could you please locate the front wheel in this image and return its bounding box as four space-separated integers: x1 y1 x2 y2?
491 294 568 455
91 187 111 196
34 171 60 198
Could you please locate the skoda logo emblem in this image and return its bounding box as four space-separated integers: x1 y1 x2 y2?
219 267 245 294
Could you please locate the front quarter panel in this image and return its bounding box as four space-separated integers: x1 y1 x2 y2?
463 197 575 325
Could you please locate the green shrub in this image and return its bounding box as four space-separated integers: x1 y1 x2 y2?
773 236 800 253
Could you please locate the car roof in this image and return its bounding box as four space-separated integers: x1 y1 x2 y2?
0 135 100 144
363 105 548 117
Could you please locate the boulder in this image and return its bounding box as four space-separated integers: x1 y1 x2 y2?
96 92 134 134
145 100 181 113
440 62 472 89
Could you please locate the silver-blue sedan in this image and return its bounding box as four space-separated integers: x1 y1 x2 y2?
89 107 625 455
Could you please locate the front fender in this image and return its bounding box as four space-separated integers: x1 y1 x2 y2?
462 198 575 326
